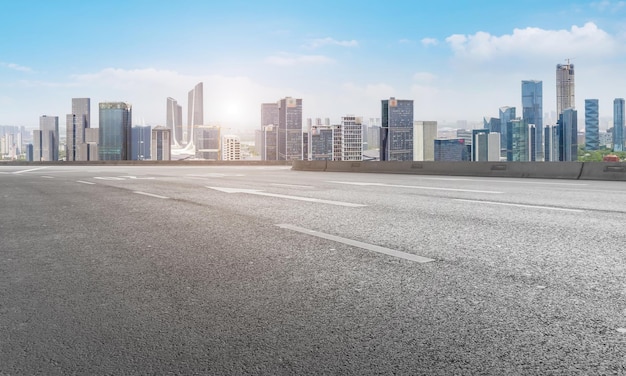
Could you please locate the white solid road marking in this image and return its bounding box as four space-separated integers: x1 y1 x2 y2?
41 176 54 179
277 224 435 263
77 180 96 185
207 186 366 207
270 183 314 189
328 181 503 194
453 199 584 212
13 167 48 174
423 177 588 186
133 191 169 199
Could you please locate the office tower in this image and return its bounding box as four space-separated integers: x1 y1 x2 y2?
131 125 151 160
32 130 42 161
522 80 543 161
339 116 363 161
262 103 279 127
414 121 437 161
544 125 559 162
151 126 171 160
256 125 277 161
585 99 599 151
25 144 33 161
472 129 500 161
187 82 204 145
434 139 468 161
558 108 578 161
309 125 333 160
222 135 241 160
166 97 183 147
556 62 575 116
508 119 532 162
380 97 414 161
499 106 516 156
195 125 220 160
484 117 501 134
39 115 59 161
98 102 132 160
613 98 624 152
66 98 90 161
277 97 303 160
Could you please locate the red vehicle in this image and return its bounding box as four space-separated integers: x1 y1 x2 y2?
603 154 620 162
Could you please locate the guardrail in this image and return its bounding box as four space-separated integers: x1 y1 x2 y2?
292 160 626 181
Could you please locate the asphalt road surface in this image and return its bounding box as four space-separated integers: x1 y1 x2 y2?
1 165 625 375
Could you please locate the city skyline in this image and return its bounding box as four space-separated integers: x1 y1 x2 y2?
2 1 626 130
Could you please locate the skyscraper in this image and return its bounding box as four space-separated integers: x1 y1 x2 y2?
98 102 132 160
151 126 171 160
338 116 363 161
585 99 599 151
522 80 543 161
472 129 500 161
66 98 90 161
508 119 532 162
195 125 220 160
613 98 625 152
380 97 414 161
277 97 303 160
434 139 468 161
499 106 516 159
413 121 437 161
131 125 151 160
258 102 279 161
187 82 204 145
558 108 578 161
166 97 183 147
556 62 575 116
39 115 59 161
222 135 241 160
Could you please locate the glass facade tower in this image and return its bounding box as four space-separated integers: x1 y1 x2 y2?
98 102 132 160
558 108 578 161
66 98 90 161
380 97 414 161
187 82 204 145
613 98 625 152
499 106 515 160
522 80 543 161
277 97 303 160
166 97 183 147
585 99 599 151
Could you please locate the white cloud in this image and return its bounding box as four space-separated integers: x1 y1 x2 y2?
305 37 358 49
421 38 439 46
445 22 617 61
1 62 33 72
591 0 626 12
264 53 334 66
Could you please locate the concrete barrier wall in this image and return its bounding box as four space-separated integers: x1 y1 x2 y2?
293 160 626 181
580 162 626 181
0 160 292 167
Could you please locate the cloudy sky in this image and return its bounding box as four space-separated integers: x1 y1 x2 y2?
1 0 626 132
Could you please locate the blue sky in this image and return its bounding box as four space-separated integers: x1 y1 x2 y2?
2 0 626 131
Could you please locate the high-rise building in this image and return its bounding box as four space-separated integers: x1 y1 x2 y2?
499 106 516 157
277 97 303 160
472 129 500 161
66 98 90 161
256 125 277 161
166 97 183 147
613 98 624 152
544 125 559 162
556 62 575 116
309 125 333 160
380 97 414 161
222 135 241 160
338 116 363 161
585 99 599 151
39 115 59 161
187 82 204 145
484 117 501 135
131 125 151 160
413 121 437 161
434 139 468 161
522 80 543 161
558 108 578 161
98 102 132 160
151 126 171 160
508 119 532 162
32 130 42 162
195 125 220 160
261 103 279 128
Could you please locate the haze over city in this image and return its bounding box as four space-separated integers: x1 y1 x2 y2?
2 0 626 131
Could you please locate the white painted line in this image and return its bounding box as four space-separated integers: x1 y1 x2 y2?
133 191 169 199
76 180 96 185
277 224 435 263
423 177 588 186
207 186 365 207
328 181 503 194
453 199 584 213
41 176 54 179
270 183 314 189
13 167 48 174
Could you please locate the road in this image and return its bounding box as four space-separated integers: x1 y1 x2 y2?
1 164 625 375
